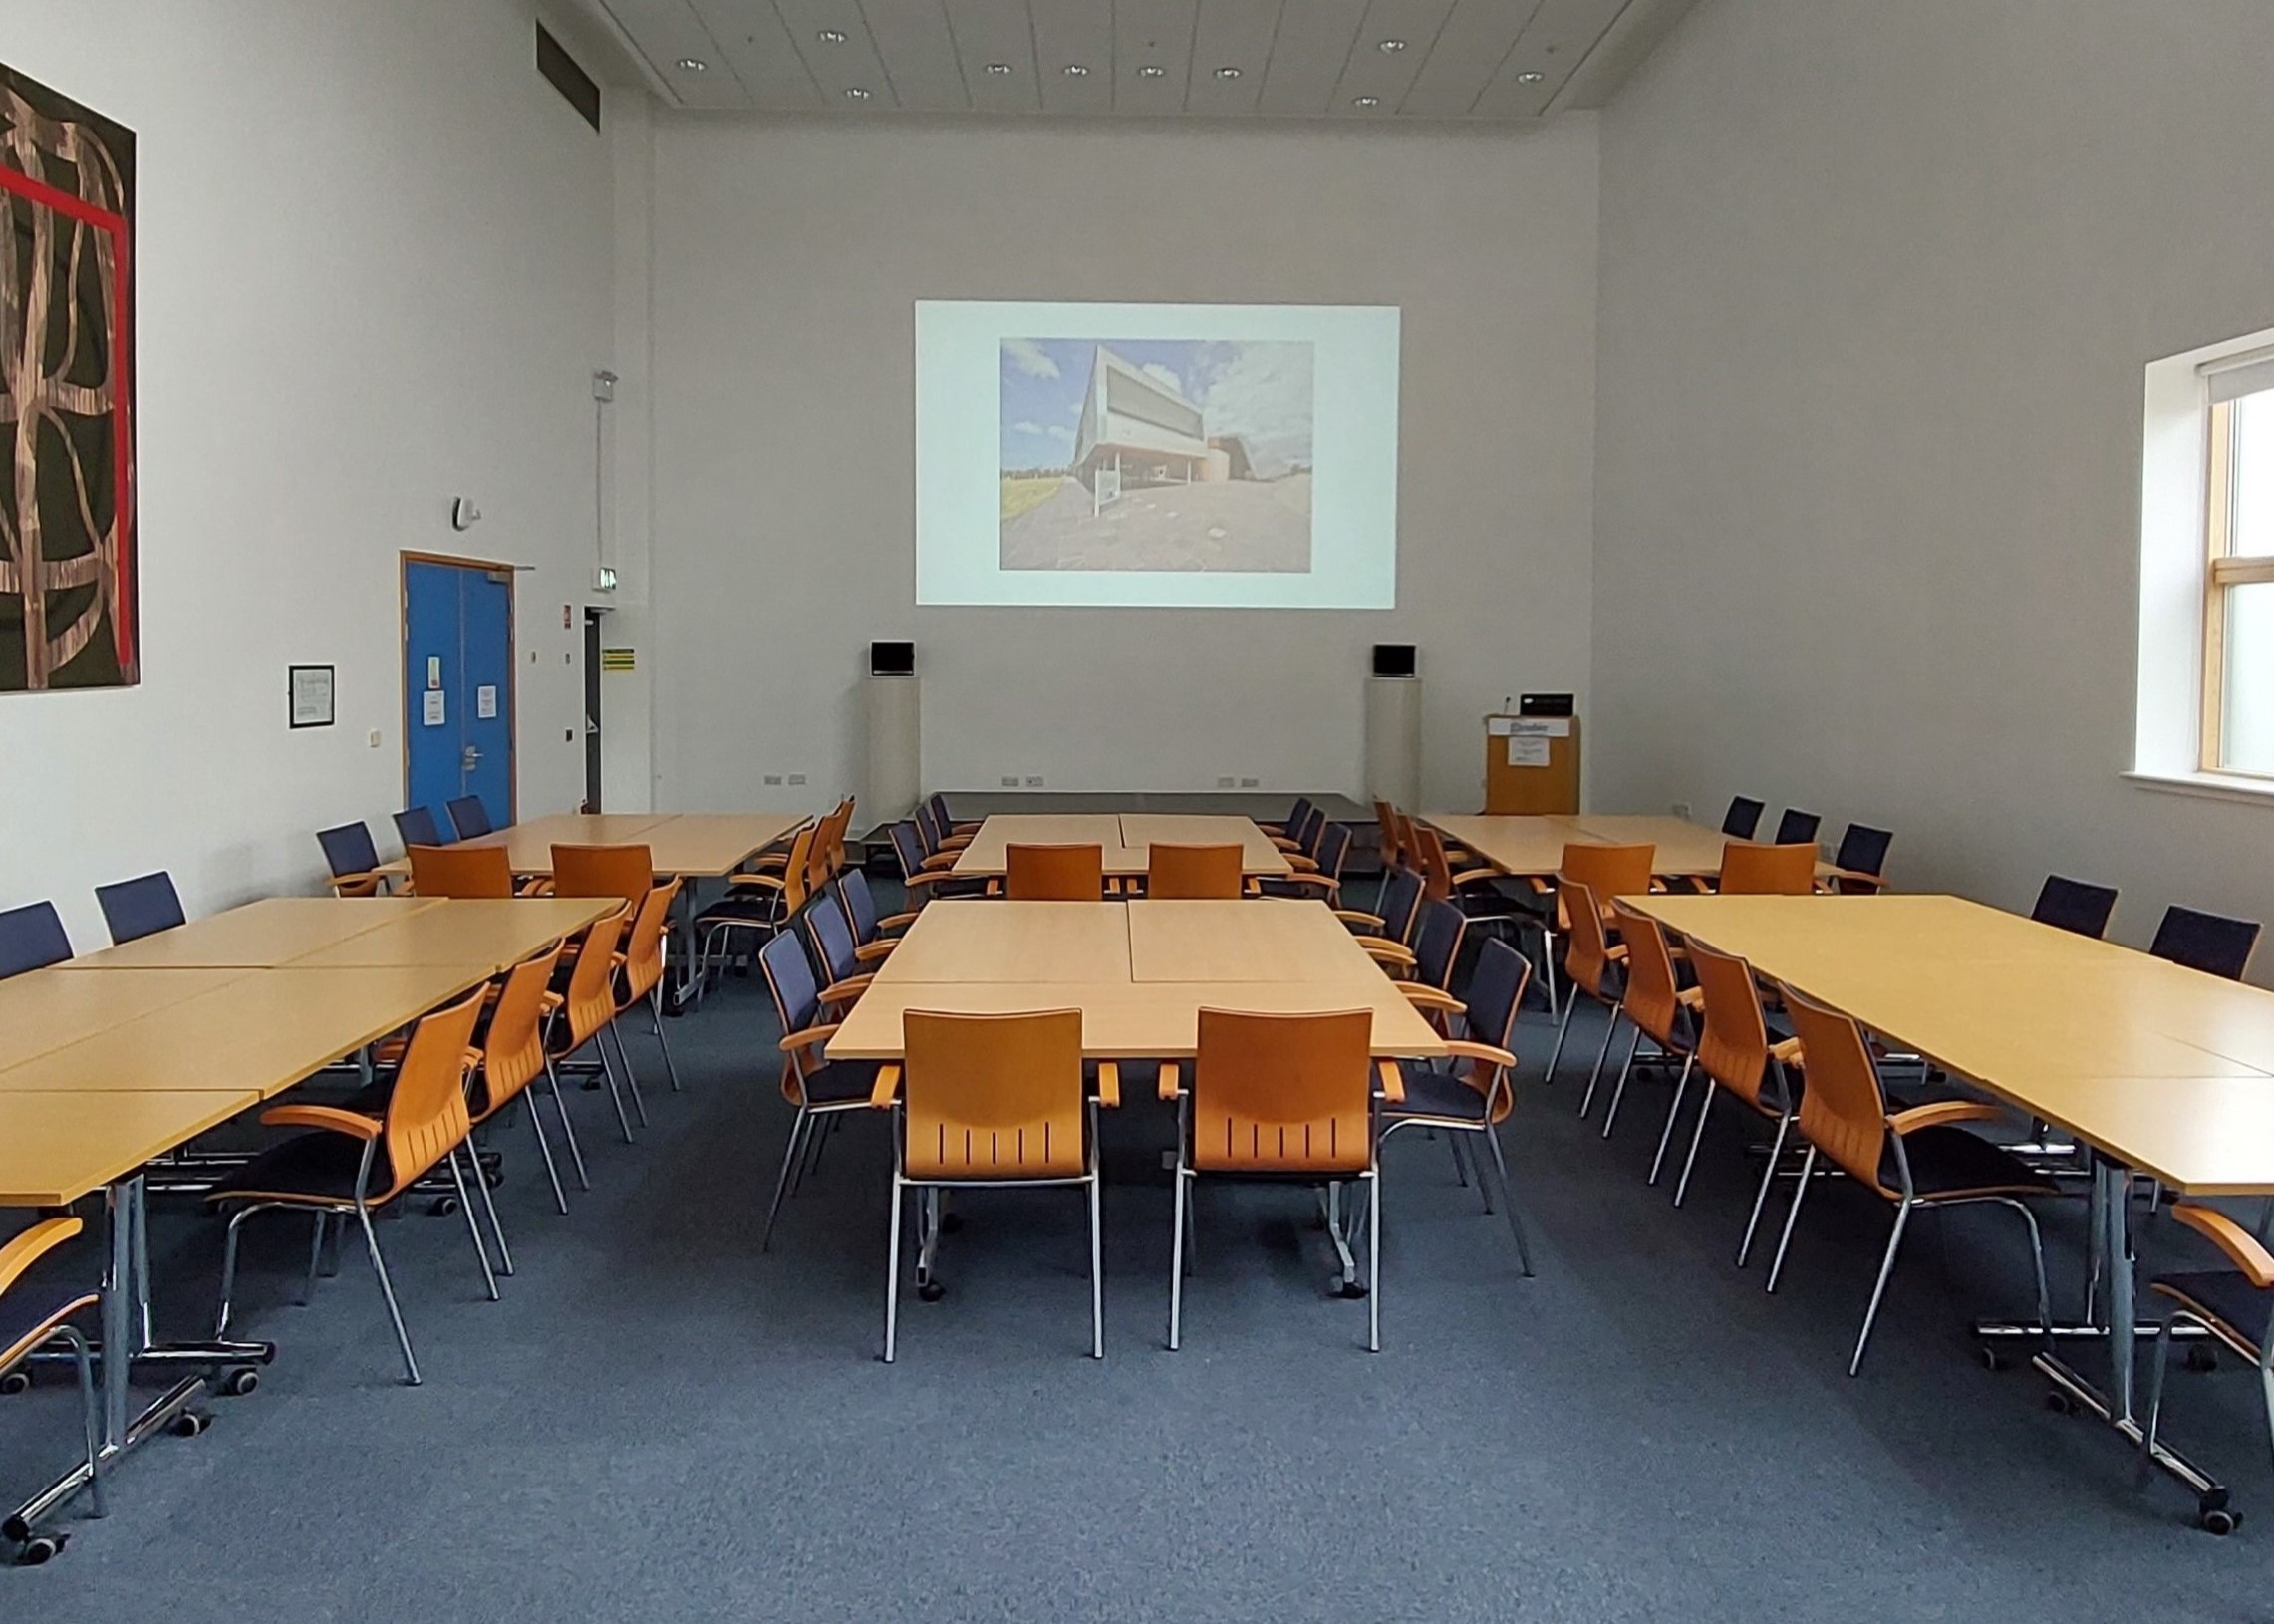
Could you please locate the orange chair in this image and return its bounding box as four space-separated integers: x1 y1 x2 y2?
2143 1206 2274 1519
869 1009 1116 1361
470 940 582 1216
1534 842 1655 1020
1373 800 1404 871
1145 842 1246 900
552 842 654 904
1767 984 2052 1375
208 990 493 1386
695 823 816 998
1004 843 1104 902
547 907 641 1143
1543 874 1630 1090
612 878 685 1095
1163 1008 1403 1352
1717 841 1818 895
1662 938 1801 1266
1594 901 1698 1141
0 1217 103 1557
407 843 515 899
1407 823 1509 912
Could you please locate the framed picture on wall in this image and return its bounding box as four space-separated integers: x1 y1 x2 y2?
288 664 335 729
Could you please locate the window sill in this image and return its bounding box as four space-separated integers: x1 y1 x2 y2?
2125 769 2274 806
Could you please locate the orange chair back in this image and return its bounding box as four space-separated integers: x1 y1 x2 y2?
805 802 849 895
1189 1008 1374 1175
1718 841 1817 895
1146 843 1245 899
553 843 653 903
618 878 681 1005
1780 983 1892 1190
475 941 566 1119
774 824 818 917
1558 842 1656 927
1409 824 1455 901
1373 801 1402 870
827 797 855 876
556 907 629 1048
408 844 514 899
901 1009 1088 1181
376 989 486 1200
1608 900 1685 1047
1558 877 1619 998
1005 843 1104 902
1689 939 1775 1109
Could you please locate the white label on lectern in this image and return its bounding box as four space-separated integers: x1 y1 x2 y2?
1507 718 1570 739
1508 737 1552 767
1487 717 1517 737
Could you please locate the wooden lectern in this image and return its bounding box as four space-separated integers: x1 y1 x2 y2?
1483 713 1580 814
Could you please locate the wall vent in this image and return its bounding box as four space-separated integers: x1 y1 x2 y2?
537 22 601 133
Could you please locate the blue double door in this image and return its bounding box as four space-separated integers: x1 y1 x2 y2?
403 557 515 831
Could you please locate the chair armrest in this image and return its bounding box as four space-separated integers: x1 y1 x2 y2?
1360 940 1418 967
948 821 982 835
818 974 874 1005
1442 1038 1517 1072
1334 909 1385 931
1158 1062 1184 1103
728 873 787 892
1769 1036 1802 1063
876 911 921 932
1676 986 1704 1009
330 872 388 899
516 878 553 897
1818 868 1888 894
902 870 962 892
1276 872 1339 896
259 1105 381 1140
869 1063 902 1109
1400 984 1466 1015
1888 1101 2004 1136
853 940 897 963
0 1217 85 1296
1095 1062 1121 1109
1448 868 1503 888
1375 1058 1406 1105
777 1023 841 1055
2171 1204 2274 1288
1285 855 1319 873
1270 836 1302 852
541 990 565 1012
920 852 962 871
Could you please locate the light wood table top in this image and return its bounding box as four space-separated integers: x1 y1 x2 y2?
285 898 614 972
1629 893 2274 1194
1424 815 1590 877
379 811 802 878
1126 899 1386 983
0 962 496 1097
0 1088 264 1207
950 815 1130 876
59 897 444 969
830 977 1446 1061
950 814 1291 878
1115 815 1292 876
0 967 253 1071
871 901 1132 984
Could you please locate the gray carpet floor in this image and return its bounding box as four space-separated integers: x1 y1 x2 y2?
3 895 2270 1619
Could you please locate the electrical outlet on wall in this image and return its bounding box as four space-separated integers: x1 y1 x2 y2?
1000 776 1019 788
788 773 807 786
1671 801 1692 821
763 774 784 786
367 729 382 749
1217 776 1236 788
1023 775 1044 787
1240 777 1259 789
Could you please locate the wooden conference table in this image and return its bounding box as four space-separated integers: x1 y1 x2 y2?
1426 813 1828 880
1630 892 2274 1521
377 811 806 880
948 814 1293 881
0 893 611 1536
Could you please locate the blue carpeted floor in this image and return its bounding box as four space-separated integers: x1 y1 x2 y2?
3 888 2269 1618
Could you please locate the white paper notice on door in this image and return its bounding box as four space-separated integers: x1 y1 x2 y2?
476 685 498 719
1507 736 1552 768
423 690 446 726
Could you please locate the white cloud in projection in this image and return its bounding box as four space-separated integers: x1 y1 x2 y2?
1196 342 1314 478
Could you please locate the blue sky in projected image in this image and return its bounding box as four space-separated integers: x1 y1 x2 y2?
999 337 1314 474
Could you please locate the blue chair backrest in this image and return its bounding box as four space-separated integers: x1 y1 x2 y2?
927 793 956 830
1721 797 1765 839
2150 906 2259 981
806 886 861 985
1282 796 1315 831
95 873 186 946
913 801 945 854
757 928 821 1034
1414 900 1467 991
394 806 451 849
1294 803 1328 855
2032 875 2118 939
1772 808 1820 847
1314 821 1351 880
888 821 927 881
1465 939 1531 1051
317 822 381 880
0 902 72 980
446 795 494 839
1832 823 1892 877
1379 867 1425 945
840 869 882 944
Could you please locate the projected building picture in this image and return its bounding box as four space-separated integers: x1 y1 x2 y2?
1000 337 1313 573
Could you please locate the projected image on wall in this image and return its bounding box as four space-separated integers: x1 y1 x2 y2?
998 338 1314 574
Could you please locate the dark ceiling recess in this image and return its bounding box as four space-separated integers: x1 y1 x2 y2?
537 21 601 132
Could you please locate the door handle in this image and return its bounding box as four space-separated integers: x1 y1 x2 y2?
462 744 482 774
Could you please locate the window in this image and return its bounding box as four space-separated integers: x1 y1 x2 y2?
2201 361 2274 775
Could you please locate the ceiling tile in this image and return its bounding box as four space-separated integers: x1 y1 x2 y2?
1329 0 1458 114
768 0 896 107
942 0 1040 113
1399 0 1545 118
1185 0 1279 117
860 0 971 110
1112 0 1198 115
1470 0 1622 116
1254 0 1366 116
1030 0 1116 113
602 0 759 106
681 0 826 109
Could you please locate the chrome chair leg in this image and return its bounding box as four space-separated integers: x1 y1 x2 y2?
1672 1081 1718 1208
524 1090 569 1214
1848 1197 1912 1375
467 1144 514 1277
302 1213 329 1305
1367 1167 1382 1354
1736 1112 1793 1266
1998 1197 2054 1358
214 1202 274 1336
604 1024 650 1128
2141 1315 2177 1472
356 1202 420 1386
1545 988 1576 1083
1087 1169 1104 1360
543 1054 590 1190
883 1171 906 1363
1765 1143 1820 1292
1648 1055 1696 1184
1482 1128 1534 1275
592 1033 637 1144
1168 1165 1191 1351
1447 1131 1471 1189
649 989 684 1092
56 1326 104 1518
446 1149 501 1301
1577 1010 1620 1119
760 1108 811 1252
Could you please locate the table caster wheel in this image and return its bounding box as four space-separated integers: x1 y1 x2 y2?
484 1167 505 1190
2186 1343 2220 1373
2044 1389 2080 1417
430 1197 459 1217
220 1367 260 1398
917 1279 946 1303
1979 1344 2009 1373
14 1532 64 1565
170 1410 212 1439
2200 1506 2240 1536
0 1370 31 1396
1334 1278 1370 1300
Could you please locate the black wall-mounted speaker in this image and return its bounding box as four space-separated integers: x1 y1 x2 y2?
1371 644 1417 679
1520 692 1575 717
869 641 916 677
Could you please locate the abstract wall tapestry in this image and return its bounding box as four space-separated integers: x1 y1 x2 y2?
1 63 136 691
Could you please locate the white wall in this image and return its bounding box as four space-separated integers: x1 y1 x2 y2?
1592 0 2274 962
0 0 615 947
634 115 1599 814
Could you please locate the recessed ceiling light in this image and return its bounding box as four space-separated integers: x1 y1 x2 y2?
1063 63 1089 76
1378 38 1405 52
844 86 871 99
986 62 1014 75
1139 64 1166 78
817 28 846 44
1517 70 1545 84
1214 65 1241 79
1353 95 1379 108
676 57 707 71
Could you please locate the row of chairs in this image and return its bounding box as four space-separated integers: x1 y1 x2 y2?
0 869 198 978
